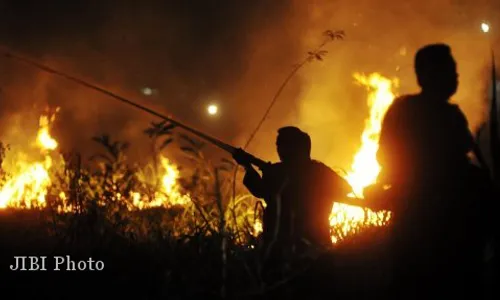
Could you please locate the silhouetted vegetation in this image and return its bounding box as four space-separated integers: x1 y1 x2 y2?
0 117 396 299
0 34 498 300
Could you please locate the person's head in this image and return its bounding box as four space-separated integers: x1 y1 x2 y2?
414 44 458 100
276 126 311 164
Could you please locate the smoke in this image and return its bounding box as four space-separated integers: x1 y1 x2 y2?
289 0 499 170
0 0 497 168
0 1 293 162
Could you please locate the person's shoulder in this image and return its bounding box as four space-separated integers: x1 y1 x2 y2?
383 94 419 118
262 162 283 173
446 103 466 115
444 103 469 125
430 102 467 120
310 161 351 190
391 94 420 109
311 160 330 170
310 160 342 177
394 94 418 102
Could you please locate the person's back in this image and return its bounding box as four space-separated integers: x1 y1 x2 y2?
379 95 474 187
246 161 299 248
238 127 351 249
294 160 351 247
375 44 491 298
381 94 482 248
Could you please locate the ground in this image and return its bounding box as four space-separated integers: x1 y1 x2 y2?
0 209 400 299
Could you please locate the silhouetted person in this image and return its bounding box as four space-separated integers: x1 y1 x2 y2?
233 127 352 297
232 127 351 262
373 44 494 298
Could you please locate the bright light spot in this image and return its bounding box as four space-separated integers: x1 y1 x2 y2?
207 104 218 115
142 87 153 96
481 22 490 33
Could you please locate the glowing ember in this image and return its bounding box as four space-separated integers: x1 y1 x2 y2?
253 219 263 236
207 104 218 115
329 72 397 244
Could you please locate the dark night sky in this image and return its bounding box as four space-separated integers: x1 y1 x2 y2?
0 0 294 162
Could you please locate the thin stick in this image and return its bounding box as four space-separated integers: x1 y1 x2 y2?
0 47 236 154
229 30 345 239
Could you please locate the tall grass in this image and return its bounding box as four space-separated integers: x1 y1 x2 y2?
0 114 395 298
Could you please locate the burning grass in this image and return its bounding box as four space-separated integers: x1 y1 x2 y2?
0 72 397 245
0 72 399 298
0 110 266 245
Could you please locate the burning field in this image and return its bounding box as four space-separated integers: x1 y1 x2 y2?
0 72 395 245
0 1 498 299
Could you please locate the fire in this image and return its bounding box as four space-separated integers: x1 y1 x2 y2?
132 156 191 209
0 160 52 209
329 72 397 244
0 110 61 209
36 115 58 150
0 72 398 246
0 109 192 212
345 73 399 197
253 219 263 236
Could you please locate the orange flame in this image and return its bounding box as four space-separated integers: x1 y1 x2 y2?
329 72 397 244
132 156 191 209
253 218 263 236
0 108 193 212
0 110 60 209
0 73 398 246
36 115 58 151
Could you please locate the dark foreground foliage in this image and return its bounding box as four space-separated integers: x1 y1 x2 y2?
0 208 398 300
0 117 497 299
0 119 396 299
1 53 500 298
1 209 498 300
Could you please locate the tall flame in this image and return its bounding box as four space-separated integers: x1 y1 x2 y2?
345 73 399 197
0 110 60 209
329 72 397 243
0 72 399 246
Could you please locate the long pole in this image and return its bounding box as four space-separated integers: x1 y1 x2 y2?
0 47 239 154
0 48 269 168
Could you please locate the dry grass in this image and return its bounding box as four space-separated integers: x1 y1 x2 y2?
0 120 395 299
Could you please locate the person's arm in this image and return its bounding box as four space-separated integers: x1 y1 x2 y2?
232 148 267 199
329 175 384 210
242 165 266 199
322 167 370 208
332 172 353 200
309 162 389 212
449 105 474 155
376 103 400 187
